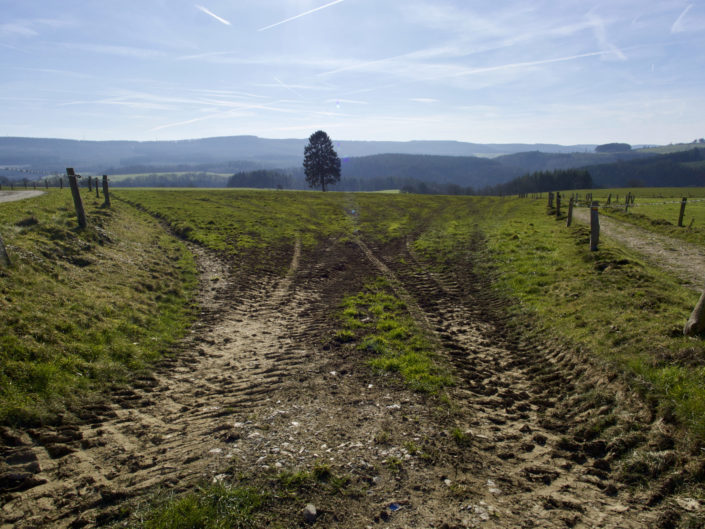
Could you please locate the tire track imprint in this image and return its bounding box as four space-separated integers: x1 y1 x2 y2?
1 237 314 528
357 236 655 528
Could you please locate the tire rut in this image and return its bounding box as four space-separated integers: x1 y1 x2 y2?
1 237 315 528
356 236 656 528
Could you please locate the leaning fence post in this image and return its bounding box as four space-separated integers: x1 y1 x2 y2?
685 289 705 336
102 175 111 207
590 201 600 251
566 198 574 227
678 197 687 227
0 232 10 267
66 168 87 228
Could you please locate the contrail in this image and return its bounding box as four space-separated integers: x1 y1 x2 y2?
258 0 345 31
196 5 231 26
273 76 305 99
671 4 693 33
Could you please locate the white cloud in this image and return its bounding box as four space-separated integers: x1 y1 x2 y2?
0 23 38 37
61 43 166 59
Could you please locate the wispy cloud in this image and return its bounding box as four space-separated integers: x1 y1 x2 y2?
61 42 165 59
671 4 693 33
195 5 231 26
587 13 627 61
325 98 368 105
0 23 38 37
410 97 438 103
258 0 346 31
273 76 305 99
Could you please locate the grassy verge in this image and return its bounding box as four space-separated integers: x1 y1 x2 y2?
575 187 705 246
337 277 453 394
127 463 355 529
416 196 705 439
0 190 196 425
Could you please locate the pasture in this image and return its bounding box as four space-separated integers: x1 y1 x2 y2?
1 188 704 528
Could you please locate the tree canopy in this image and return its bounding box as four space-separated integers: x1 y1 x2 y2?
303 130 341 191
595 143 632 153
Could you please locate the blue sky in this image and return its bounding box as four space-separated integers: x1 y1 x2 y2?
1 1 704 145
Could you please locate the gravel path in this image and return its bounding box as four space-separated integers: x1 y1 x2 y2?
0 190 44 204
573 207 705 292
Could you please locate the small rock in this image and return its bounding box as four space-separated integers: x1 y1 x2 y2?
303 503 317 523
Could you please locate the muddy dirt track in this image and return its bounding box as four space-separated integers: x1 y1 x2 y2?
573 207 705 292
1 223 701 528
0 191 44 204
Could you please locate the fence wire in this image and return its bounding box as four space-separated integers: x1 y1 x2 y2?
572 197 705 209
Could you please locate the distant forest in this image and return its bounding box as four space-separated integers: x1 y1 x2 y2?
5 143 705 194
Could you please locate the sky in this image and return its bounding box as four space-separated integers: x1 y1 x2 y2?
1 0 704 145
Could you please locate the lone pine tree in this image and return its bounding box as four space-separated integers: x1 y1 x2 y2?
303 130 341 192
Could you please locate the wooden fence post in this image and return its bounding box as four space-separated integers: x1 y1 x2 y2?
87 176 92 192
45 180 48 189
607 193 611 205
685 289 705 336
102 175 111 207
548 192 554 209
590 201 600 251
60 178 63 190
566 198 574 227
678 197 687 227
66 168 87 228
0 232 10 267
556 192 561 217
95 177 100 198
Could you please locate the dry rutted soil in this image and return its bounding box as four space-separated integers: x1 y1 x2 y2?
0 232 691 528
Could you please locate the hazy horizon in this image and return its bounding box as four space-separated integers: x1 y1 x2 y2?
2 1 704 145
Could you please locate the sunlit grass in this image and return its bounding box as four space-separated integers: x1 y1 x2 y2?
339 277 453 394
0 190 196 425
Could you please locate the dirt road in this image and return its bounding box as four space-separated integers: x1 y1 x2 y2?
0 191 44 204
573 207 705 292
1 215 696 527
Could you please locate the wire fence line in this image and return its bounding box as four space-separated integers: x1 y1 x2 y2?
573 198 705 209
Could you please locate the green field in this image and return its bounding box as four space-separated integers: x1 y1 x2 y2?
2 189 703 435
108 171 232 182
636 143 705 154
4 187 705 526
569 186 705 245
